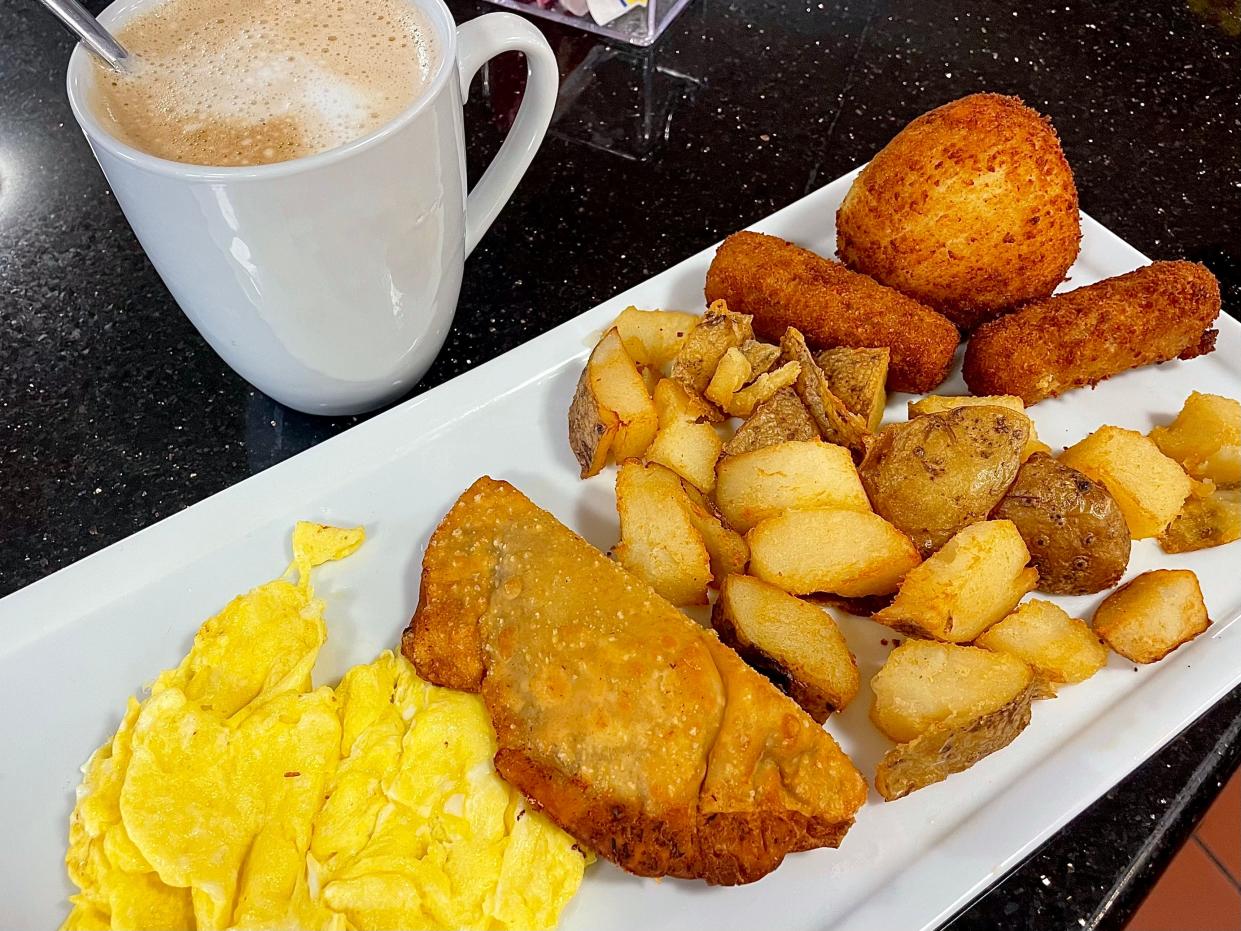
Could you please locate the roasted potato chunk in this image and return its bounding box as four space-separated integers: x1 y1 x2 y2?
611 306 701 370
1061 426 1193 539
976 599 1107 687
723 387 818 456
747 509 920 597
739 339 782 377
613 460 712 605
567 328 659 477
678 482 750 581
725 361 802 418
870 640 1035 799
1159 487 1241 553
704 347 752 410
859 406 1030 556
874 520 1038 643
1092 569 1211 663
670 299 754 396
715 440 871 534
908 394 1050 461
1149 391 1241 486
815 347 890 432
780 328 870 456
644 379 723 493
712 575 859 722
991 452 1131 595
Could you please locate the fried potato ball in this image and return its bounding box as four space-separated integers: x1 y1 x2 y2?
836 93 1081 331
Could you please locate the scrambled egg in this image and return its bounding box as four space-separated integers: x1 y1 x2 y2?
64 522 589 931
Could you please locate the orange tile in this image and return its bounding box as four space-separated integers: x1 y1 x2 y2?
1126 837 1241 931
1197 768 1241 884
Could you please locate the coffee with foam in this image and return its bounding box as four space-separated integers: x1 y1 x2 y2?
92 0 439 167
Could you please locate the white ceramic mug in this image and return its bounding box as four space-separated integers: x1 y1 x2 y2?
66 0 558 415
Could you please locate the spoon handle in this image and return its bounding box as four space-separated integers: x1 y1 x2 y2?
37 0 130 71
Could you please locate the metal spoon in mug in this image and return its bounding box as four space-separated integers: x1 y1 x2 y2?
36 0 130 71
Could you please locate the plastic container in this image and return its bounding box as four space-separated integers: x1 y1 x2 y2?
484 0 693 46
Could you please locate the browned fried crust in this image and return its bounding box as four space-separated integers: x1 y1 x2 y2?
704 230 959 394
836 93 1080 331
962 261 1222 405
402 478 867 885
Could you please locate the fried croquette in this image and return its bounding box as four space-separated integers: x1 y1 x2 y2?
836 93 1081 331
403 478 868 886
704 230 959 394
963 260 1220 405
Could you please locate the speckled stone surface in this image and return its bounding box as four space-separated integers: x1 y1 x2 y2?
1 0 1238 926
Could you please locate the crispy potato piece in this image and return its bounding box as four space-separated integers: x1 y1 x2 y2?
611 306 701 370
715 440 871 533
747 509 920 597
874 520 1038 643
860 406 1030 557
675 478 750 580
1150 391 1241 486
1061 426 1193 539
670 299 754 396
780 328 870 456
870 639 1035 742
976 599 1107 686
1159 487 1241 553
1093 569 1211 663
704 347 753 410
712 575 859 722
991 452 1131 595
723 387 818 456
816 347 890 432
909 394 1048 461
645 379 723 493
567 366 619 478
836 94 1080 332
726 362 802 418
613 460 712 605
875 681 1035 801
739 339 781 377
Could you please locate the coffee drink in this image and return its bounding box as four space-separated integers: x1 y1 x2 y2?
92 0 440 167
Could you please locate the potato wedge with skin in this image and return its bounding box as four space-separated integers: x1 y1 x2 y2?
1159 487 1241 553
860 406 1030 557
704 347 753 410
643 461 748 581
1093 569 1211 663
613 460 712 605
991 452 1131 595
747 509 920 597
645 379 723 493
875 681 1036 801
712 575 859 722
567 365 619 478
1061 426 1193 539
870 639 1035 743
715 440 871 533
723 387 818 457
740 339 781 377
816 347 890 432
725 361 802 418
612 306 701 369
908 394 1049 461
874 520 1038 643
976 600 1107 686
1149 391 1241 486
780 327 870 456
670 299 754 395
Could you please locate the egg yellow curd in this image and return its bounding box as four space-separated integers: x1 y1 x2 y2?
63 523 590 931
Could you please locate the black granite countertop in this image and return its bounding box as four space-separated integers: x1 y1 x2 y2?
2 0 1239 927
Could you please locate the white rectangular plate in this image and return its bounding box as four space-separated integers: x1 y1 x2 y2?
4 168 1239 931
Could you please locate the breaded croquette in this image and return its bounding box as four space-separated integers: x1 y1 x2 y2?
705 231 959 394
836 93 1081 331
963 261 1220 405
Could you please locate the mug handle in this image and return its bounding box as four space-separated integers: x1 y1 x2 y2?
455 13 558 256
